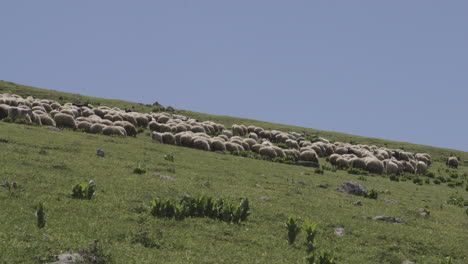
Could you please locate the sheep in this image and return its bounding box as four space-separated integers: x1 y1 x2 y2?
102 126 125 136
152 131 163 143
7 107 32 122
272 146 286 158
365 158 384 174
211 140 227 152
416 161 427 175
243 138 257 147
193 138 211 151
0 104 10 119
335 147 348 155
349 157 366 170
54 113 76 129
90 123 106 134
222 130 233 138
259 147 277 159
39 114 56 126
157 115 170 124
60 109 76 117
446 156 459 169
251 144 263 153
329 154 340 166
162 132 176 145
299 150 319 163
114 121 137 137
122 114 138 126
50 102 61 110
232 125 245 137
416 153 432 166
191 126 205 133
401 161 415 174
180 133 194 147
335 157 349 170
285 139 299 149
384 160 399 175
136 116 149 127
284 149 300 160
77 121 92 133
248 132 259 141
175 124 187 133
100 119 114 126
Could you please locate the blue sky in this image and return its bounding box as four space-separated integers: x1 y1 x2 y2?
1 1 467 151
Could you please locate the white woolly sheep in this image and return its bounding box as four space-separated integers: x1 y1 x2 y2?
0 104 9 119
157 115 170 124
365 158 384 174
259 147 277 159
349 157 366 170
416 161 427 175
162 132 175 145
384 160 399 175
446 156 458 169
54 113 76 129
102 126 125 137
193 138 211 151
90 123 106 134
299 150 319 163
335 157 349 169
211 140 227 152
249 132 259 141
77 121 92 132
272 146 286 158
39 114 56 126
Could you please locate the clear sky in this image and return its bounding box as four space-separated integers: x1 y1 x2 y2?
1 1 467 151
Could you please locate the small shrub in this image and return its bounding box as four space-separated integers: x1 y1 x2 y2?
347 168 368 176
436 176 447 183
36 202 45 228
314 167 324 175
426 171 435 178
136 127 145 134
425 178 431 184
433 179 441 185
131 230 159 248
133 166 146 174
164 153 175 162
358 176 367 181
286 216 301 245
272 155 297 165
389 175 400 182
303 220 318 252
275 143 289 149
2 117 12 123
71 180 96 200
322 165 336 172
450 173 459 179
315 249 336 264
413 177 423 185
441 256 454 264
79 240 112 264
364 189 378 199
447 192 467 207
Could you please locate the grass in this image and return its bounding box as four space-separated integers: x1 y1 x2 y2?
0 80 467 263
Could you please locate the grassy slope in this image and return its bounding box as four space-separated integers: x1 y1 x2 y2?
0 80 467 264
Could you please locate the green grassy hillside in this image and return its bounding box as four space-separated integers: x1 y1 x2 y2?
0 80 467 264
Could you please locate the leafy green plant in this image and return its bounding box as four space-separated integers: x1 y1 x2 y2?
389 174 400 182
303 220 318 253
133 165 146 174
440 256 454 264
131 230 160 248
164 153 175 162
286 216 301 245
71 180 96 200
447 192 467 207
413 177 423 185
79 240 112 264
364 189 378 199
36 202 45 228
314 167 324 175
315 249 336 264
347 168 368 176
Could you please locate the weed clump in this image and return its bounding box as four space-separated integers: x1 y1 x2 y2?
364 189 379 199
133 165 146 174
71 180 96 200
150 195 250 223
36 202 45 228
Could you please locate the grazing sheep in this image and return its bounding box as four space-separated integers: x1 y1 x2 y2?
416 161 427 175
7 107 32 122
286 139 299 149
39 114 56 126
335 147 348 155
446 157 458 169
335 157 349 169
259 147 278 159
284 149 300 160
249 132 259 141
0 104 9 119
193 138 211 151
54 113 76 129
243 138 257 147
329 154 340 166
272 146 286 158
114 121 137 137
90 123 106 134
384 160 399 175
148 121 160 131
191 126 205 133
50 102 61 110
152 131 163 143
162 132 176 145
232 125 245 137
251 144 263 153
100 119 114 126
211 140 227 152
401 161 415 174
157 115 170 124
136 116 149 127
76 121 92 132
365 158 384 174
222 130 233 138
180 133 194 147
102 126 126 136
349 157 366 170
300 150 319 163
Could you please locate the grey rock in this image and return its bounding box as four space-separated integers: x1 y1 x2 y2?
255 184 265 189
96 149 105 157
48 126 62 132
317 184 329 189
334 227 345 237
49 253 83 264
379 198 400 204
259 196 270 202
417 208 430 218
364 216 407 223
337 182 367 196
154 174 176 181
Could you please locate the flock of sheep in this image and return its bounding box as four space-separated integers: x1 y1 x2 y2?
0 93 460 175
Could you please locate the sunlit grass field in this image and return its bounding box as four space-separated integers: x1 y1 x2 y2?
0 81 467 263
